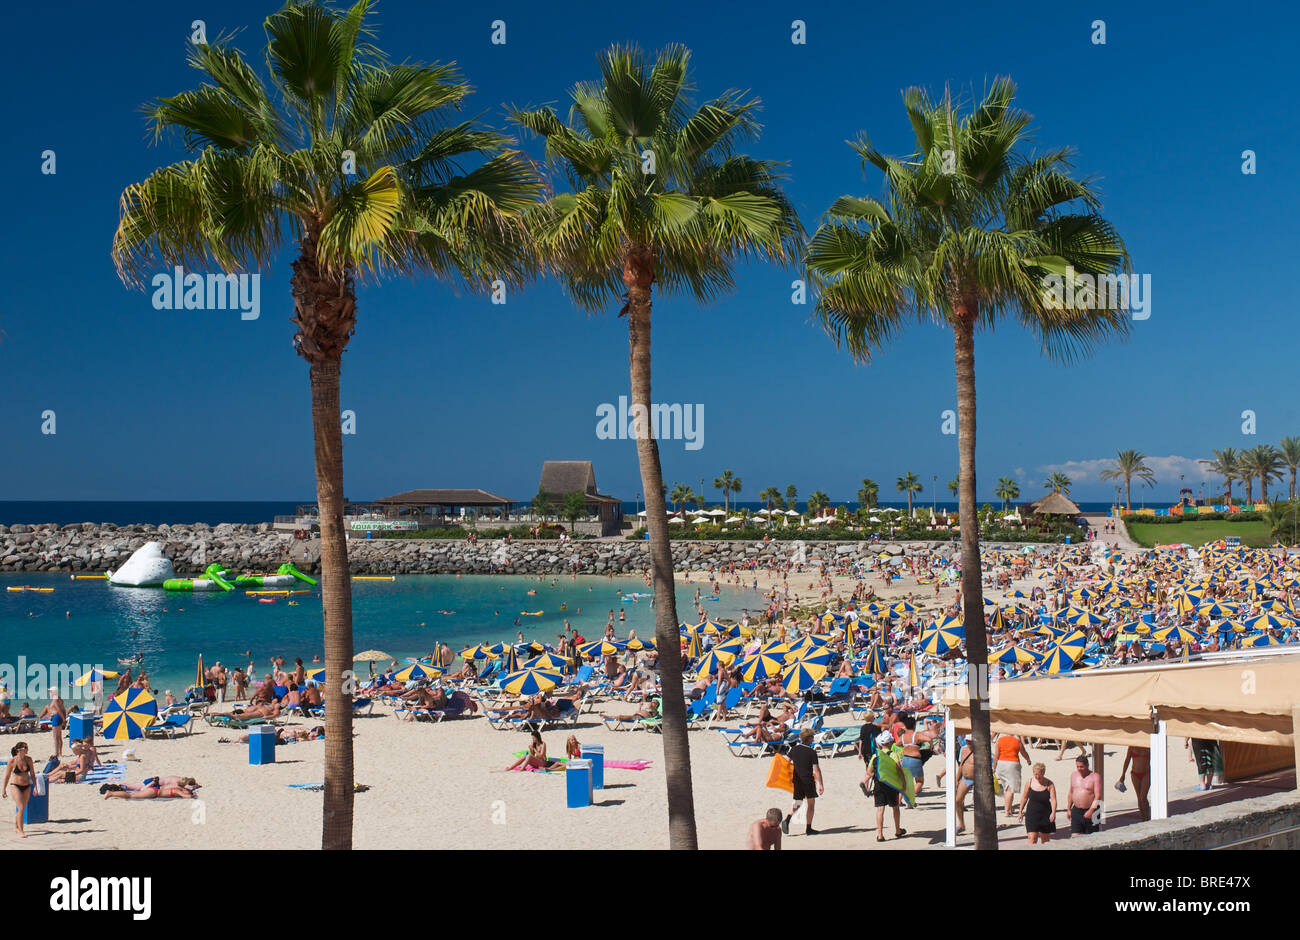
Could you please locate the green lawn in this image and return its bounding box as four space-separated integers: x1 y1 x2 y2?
1124 519 1274 548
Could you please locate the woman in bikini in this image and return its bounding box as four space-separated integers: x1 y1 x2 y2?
104 780 198 800
3 742 35 837
505 730 564 772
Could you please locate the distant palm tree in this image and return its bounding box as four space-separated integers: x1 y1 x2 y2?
807 491 830 517
759 486 783 512
805 79 1131 851
1199 448 1241 505
858 479 879 509
896 471 922 517
1043 472 1072 495
1265 497 1299 544
1279 437 1300 501
946 478 959 499
1244 444 1284 502
669 482 690 515
714 470 742 513
785 485 798 511
995 477 1020 511
110 0 540 851
1099 450 1156 510
512 44 800 850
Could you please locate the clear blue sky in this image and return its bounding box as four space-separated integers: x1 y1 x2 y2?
2 0 1297 505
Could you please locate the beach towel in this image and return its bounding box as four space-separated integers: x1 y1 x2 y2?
765 753 794 793
873 752 916 807
82 763 126 784
508 753 654 771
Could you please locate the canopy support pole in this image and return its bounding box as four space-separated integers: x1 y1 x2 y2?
944 707 956 846
1150 719 1169 820
1093 742 1106 829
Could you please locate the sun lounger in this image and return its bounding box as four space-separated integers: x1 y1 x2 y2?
204 714 277 729
144 713 193 738
811 725 861 757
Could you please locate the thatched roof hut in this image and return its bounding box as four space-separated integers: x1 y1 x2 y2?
1030 492 1081 516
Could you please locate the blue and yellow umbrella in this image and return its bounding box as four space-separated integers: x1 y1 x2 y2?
1039 644 1078 674
395 662 444 682
989 645 1041 665
782 661 827 693
1242 632 1280 647
305 667 326 685
103 688 157 740
578 640 624 658
499 668 565 695
73 667 120 687
786 646 834 668
1243 612 1295 631
1196 601 1237 618
862 642 887 675
460 645 491 661
918 623 962 655
737 653 785 682
1153 624 1199 645
694 649 735 678
758 640 790 657
522 653 568 671
625 636 657 651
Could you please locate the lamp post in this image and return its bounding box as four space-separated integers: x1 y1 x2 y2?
932 475 937 514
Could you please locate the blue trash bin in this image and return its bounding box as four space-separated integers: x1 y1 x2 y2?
248 724 276 765
584 744 605 790
565 759 592 808
1065 535 1071 544
68 712 95 742
26 775 49 824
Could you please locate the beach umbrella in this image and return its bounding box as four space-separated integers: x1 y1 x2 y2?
737 653 785 681
460 645 491 661
918 623 962 655
73 668 120 687
1208 619 1249 634
1153 624 1199 644
694 649 735 678
305 667 326 685
698 619 726 635
522 652 567 671
1243 612 1295 630
986 607 1005 633
889 600 916 617
1062 606 1106 626
1039 644 1078 674
624 637 657 651
353 650 391 662
786 634 828 656
781 660 827 693
862 643 887 675
395 662 443 682
1242 632 1280 647
1056 630 1089 655
485 642 510 657
578 640 624 658
758 640 790 657
989 645 1041 665
713 638 746 657
786 646 834 668
1196 601 1237 618
725 623 754 638
195 653 205 691
499 668 566 696
685 629 702 660
1257 599 1294 612
103 688 157 740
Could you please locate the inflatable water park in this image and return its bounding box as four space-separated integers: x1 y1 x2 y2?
104 541 316 591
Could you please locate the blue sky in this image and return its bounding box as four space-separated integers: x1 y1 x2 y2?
2 0 1297 506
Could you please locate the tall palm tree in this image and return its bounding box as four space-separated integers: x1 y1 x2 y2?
1099 450 1156 511
858 478 879 509
714 470 742 513
513 44 800 849
807 490 831 516
896 471 922 516
668 482 690 515
1199 448 1241 505
806 79 1131 850
759 486 783 512
1279 437 1300 501
995 476 1020 511
110 0 537 850
1043 472 1072 495
785 484 798 510
1244 444 1284 503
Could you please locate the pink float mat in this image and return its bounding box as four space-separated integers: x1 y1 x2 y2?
604 760 653 770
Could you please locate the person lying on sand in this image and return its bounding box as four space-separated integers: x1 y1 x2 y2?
210 703 282 721
218 726 323 744
104 779 198 800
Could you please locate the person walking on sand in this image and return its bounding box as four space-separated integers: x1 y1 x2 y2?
39 692 68 760
3 742 36 838
1068 754 1103 835
748 808 783 850
782 729 824 836
1120 744 1151 820
1018 762 1058 844
993 732 1031 816
866 731 906 841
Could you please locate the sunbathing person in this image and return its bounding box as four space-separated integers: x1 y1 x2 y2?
104 779 198 799
610 699 659 723
48 740 96 782
505 730 565 772
211 702 282 721
219 727 323 744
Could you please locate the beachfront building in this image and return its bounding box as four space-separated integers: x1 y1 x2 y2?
277 490 518 533
536 460 624 536
1029 492 1082 519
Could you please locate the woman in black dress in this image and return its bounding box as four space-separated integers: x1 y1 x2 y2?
1018 761 1057 844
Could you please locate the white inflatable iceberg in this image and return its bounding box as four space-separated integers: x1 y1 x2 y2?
107 541 175 586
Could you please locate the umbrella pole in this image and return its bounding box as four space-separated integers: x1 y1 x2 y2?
944 707 957 846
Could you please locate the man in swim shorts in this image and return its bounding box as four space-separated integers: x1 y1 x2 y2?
748 808 783 850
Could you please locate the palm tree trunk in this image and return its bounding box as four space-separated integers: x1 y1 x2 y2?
1125 478 1132 511
291 231 356 851
1260 473 1268 502
625 248 697 849
310 359 355 850
953 310 996 851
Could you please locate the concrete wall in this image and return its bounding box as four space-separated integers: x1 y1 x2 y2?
1049 790 1300 850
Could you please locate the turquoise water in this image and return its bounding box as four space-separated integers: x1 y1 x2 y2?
0 572 765 703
